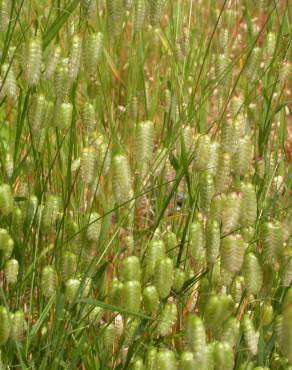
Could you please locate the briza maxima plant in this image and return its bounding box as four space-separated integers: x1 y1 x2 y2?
0 0 291 368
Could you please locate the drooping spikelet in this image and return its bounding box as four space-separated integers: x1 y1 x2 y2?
41 266 58 297
142 285 159 314
240 182 257 226
0 184 13 215
112 154 133 205
68 34 82 82
154 257 173 299
1 63 17 99
242 253 263 295
261 221 283 264
156 349 178 370
83 32 104 74
189 217 205 262
24 36 42 86
4 259 19 285
135 120 154 176
0 306 10 346
199 172 215 215
221 192 242 234
215 151 231 193
157 302 177 337
206 219 220 265
232 136 253 177
186 315 207 368
242 314 259 356
220 233 247 273
122 280 141 313
81 146 97 185
87 212 101 242
44 44 61 80
134 0 146 32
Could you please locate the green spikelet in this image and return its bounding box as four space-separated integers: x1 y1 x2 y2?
0 184 13 215
149 0 163 26
142 285 159 314
60 251 77 282
214 341 234 370
206 219 220 265
265 32 276 60
245 47 262 80
101 323 115 351
219 28 229 52
81 146 97 185
1 63 17 99
240 182 257 226
29 94 47 146
145 347 157 369
178 125 193 159
68 34 82 81
221 317 240 347
215 53 231 86
10 311 25 341
157 302 177 336
54 58 70 100
42 195 59 230
121 256 141 282
0 307 10 346
160 88 171 111
4 259 19 285
41 266 57 297
143 239 165 281
210 193 224 222
204 293 234 329
281 247 292 287
220 234 247 273
207 141 220 177
57 102 73 130
230 276 244 304
135 120 154 176
261 221 283 264
173 268 186 292
108 279 124 307
262 304 273 326
82 102 97 133
221 192 242 234
83 32 103 74
156 349 177 370
24 36 42 86
215 151 231 193
164 230 178 257
107 0 124 37
232 136 253 177
0 228 14 260
87 212 101 242
199 172 215 215
134 0 146 32
44 44 61 80
242 314 259 356
186 315 207 369
242 253 263 295
65 278 80 301
154 257 173 299
220 119 240 155
189 218 205 261
180 352 195 370
194 134 211 171
112 154 133 205
12 207 23 238
122 280 141 313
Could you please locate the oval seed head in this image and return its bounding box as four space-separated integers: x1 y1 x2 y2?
262 304 273 326
130 358 144 370
265 32 276 60
220 119 240 155
261 221 283 264
42 195 59 230
145 347 157 370
1 63 17 99
207 141 220 177
230 276 244 304
221 317 240 347
149 0 163 26
107 0 124 37
161 88 171 112
60 251 77 282
65 278 80 301
121 256 141 282
41 266 57 297
54 58 70 100
204 293 234 329
220 234 247 273
129 95 139 121
177 126 193 159
242 314 259 356
189 218 205 262
156 349 177 370
164 230 178 257
87 212 101 242
44 44 61 80
245 47 262 80
180 352 195 370
83 32 103 74
0 306 10 346
5 153 13 179
134 0 146 32
0 228 14 260
24 36 42 86
101 323 115 351
240 182 257 226
215 151 231 193
81 146 97 185
281 306 292 363
68 34 82 81
12 207 23 238
199 172 215 215
210 193 224 222
10 310 25 341
154 257 173 299
82 102 97 133
112 154 133 205
29 94 47 145
108 279 124 307
57 102 73 130
193 134 211 171
135 120 154 176
157 302 177 337
232 136 253 177
4 259 19 285
186 315 207 368
0 184 13 215
142 285 159 314
214 341 234 370
221 192 242 234
243 253 263 295
143 239 165 282
173 268 186 292
206 219 220 265
122 280 141 313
